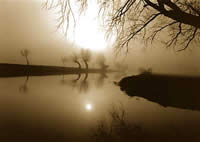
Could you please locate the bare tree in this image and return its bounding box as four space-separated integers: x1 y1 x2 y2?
72 53 81 69
91 105 142 142
81 49 91 70
21 49 30 65
61 56 68 67
138 67 152 74
96 54 109 70
44 0 200 52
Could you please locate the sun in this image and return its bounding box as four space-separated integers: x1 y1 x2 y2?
74 20 107 51
67 0 108 51
85 103 92 111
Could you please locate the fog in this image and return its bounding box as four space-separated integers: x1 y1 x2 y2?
0 1 73 66
0 0 200 75
1 1 200 141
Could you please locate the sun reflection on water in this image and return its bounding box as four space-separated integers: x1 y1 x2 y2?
85 103 93 111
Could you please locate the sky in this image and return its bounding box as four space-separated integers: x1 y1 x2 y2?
0 0 74 66
0 0 200 75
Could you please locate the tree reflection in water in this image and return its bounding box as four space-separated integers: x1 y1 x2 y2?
19 76 29 93
91 105 144 142
95 73 107 88
91 105 199 142
79 72 89 93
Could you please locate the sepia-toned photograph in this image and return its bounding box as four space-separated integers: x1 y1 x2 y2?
0 0 200 142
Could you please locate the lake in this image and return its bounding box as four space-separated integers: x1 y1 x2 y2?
0 73 200 141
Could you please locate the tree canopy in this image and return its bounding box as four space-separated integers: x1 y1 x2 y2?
44 0 200 52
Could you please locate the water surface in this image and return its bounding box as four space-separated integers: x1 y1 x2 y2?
1 73 200 141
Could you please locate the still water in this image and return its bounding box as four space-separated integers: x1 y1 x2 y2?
0 73 200 141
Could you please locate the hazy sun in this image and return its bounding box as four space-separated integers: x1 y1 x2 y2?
85 103 92 111
67 1 107 51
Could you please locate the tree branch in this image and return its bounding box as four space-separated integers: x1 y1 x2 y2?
177 27 198 51
122 13 161 48
149 21 178 41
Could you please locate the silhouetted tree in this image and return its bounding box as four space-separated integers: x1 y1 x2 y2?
45 0 200 51
91 105 143 142
81 49 91 70
61 56 68 67
138 67 152 74
21 49 30 65
90 104 189 142
72 53 81 69
96 54 109 71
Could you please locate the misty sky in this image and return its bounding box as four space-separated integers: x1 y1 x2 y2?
0 0 200 75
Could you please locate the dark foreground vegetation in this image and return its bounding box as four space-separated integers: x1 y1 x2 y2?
116 72 200 111
1 105 199 142
0 63 114 77
91 106 200 142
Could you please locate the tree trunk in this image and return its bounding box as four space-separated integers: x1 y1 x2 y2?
26 56 29 65
163 10 200 28
25 76 29 84
144 0 200 28
83 72 88 82
74 73 81 81
83 60 88 70
75 61 81 69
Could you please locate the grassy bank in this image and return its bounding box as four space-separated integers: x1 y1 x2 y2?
117 73 200 111
0 63 115 77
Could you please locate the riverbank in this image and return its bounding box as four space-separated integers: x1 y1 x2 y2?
117 73 200 111
0 63 115 77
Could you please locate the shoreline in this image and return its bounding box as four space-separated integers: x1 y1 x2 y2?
0 63 116 77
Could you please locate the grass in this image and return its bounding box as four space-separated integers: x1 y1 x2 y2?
0 63 115 77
